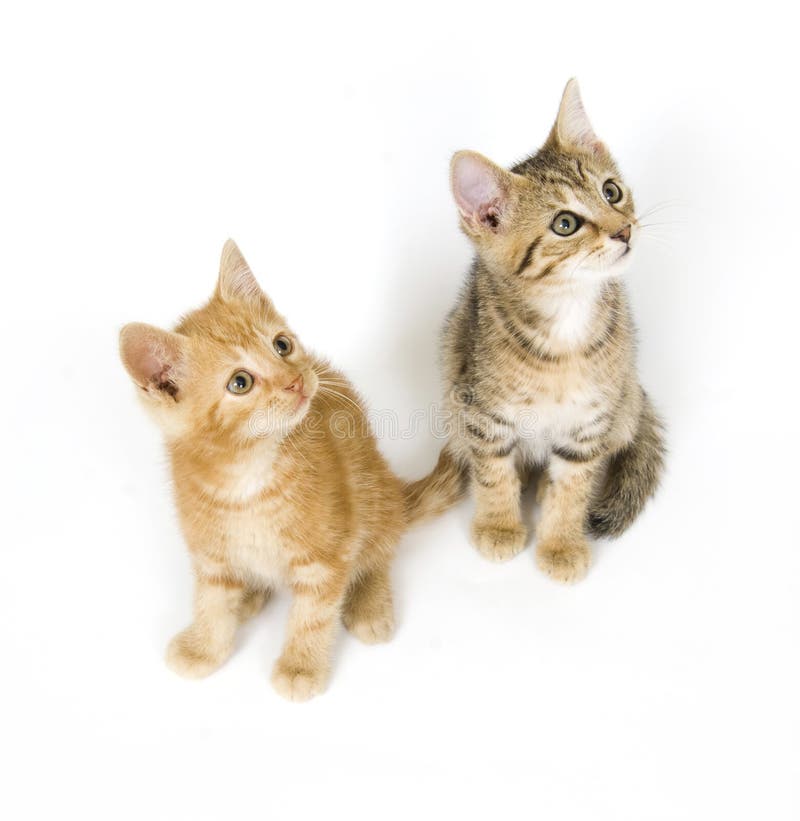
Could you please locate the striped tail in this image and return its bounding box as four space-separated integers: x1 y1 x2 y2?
403 446 469 526
588 392 666 539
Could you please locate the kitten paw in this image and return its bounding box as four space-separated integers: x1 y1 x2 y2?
341 568 394 644
343 611 395 644
166 629 230 679
471 521 527 562
271 659 328 702
536 538 591 584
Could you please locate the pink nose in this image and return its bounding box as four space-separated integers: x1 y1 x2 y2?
612 224 631 244
285 375 304 394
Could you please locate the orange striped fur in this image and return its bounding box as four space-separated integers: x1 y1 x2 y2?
119 241 456 700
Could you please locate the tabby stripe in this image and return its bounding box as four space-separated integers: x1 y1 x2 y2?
541 174 570 188
192 484 279 511
513 238 541 276
466 422 508 443
467 278 480 325
203 575 245 590
505 327 558 367
584 301 620 357
573 433 603 445
572 412 612 443
480 408 514 428
573 411 609 433
466 422 489 441
531 254 570 282
488 296 561 363
552 445 598 463
289 555 319 568
472 439 517 459
492 440 518 458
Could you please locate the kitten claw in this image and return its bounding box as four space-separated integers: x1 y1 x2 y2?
536 538 591 583
470 521 527 562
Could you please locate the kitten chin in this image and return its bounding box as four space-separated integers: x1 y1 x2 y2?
580 242 636 279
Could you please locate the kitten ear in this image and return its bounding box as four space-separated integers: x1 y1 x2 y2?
450 151 515 234
217 239 265 303
548 78 606 155
119 322 187 401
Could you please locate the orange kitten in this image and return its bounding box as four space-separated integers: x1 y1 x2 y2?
119 241 463 701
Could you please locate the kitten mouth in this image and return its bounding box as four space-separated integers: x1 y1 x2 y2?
291 392 313 416
613 244 632 265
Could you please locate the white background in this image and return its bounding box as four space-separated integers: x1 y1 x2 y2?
2 2 798 819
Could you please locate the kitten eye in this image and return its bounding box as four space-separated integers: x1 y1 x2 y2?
551 212 582 236
227 370 254 395
603 180 622 204
273 335 293 356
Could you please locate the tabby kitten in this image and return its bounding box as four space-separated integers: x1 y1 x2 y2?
437 79 665 582
120 241 450 701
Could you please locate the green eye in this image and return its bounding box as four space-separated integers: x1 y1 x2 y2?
603 180 622 204
227 370 254 395
551 212 582 236
273 335 293 356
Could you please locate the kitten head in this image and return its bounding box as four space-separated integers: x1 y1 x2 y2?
450 79 637 285
119 240 319 445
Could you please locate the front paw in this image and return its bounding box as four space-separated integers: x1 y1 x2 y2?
471 519 527 562
166 628 230 679
343 611 395 644
536 537 591 584
271 657 328 702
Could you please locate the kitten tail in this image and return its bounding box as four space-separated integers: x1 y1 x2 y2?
403 446 469 525
588 392 666 539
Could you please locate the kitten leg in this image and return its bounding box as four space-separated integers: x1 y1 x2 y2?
535 472 551 505
342 564 395 644
166 572 254 679
271 564 349 702
237 587 271 621
535 455 601 583
470 447 526 561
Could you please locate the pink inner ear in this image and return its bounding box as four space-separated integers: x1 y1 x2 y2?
125 336 161 385
120 325 182 398
452 154 504 223
138 349 177 396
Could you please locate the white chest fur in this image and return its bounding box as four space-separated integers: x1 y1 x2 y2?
225 510 288 588
538 282 602 350
208 438 280 504
505 284 606 464
187 440 290 587
510 387 604 466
